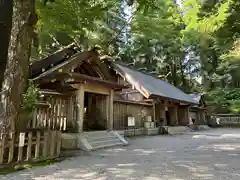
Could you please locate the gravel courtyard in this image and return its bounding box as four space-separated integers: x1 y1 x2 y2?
1 128 240 180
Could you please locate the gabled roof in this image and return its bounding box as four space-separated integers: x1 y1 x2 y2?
30 45 123 91
31 43 78 78
114 63 199 105
189 93 202 103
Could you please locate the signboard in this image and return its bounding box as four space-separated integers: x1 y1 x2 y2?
189 117 193 125
19 133 25 147
216 117 220 124
128 116 135 127
165 107 168 111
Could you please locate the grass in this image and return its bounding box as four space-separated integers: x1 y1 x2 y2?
0 158 63 175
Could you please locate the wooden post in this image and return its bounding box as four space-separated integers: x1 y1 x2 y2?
32 108 37 128
175 106 178 125
153 101 156 124
106 95 110 129
169 106 178 126
77 84 84 133
56 131 61 156
18 133 25 162
0 134 6 164
186 106 190 125
8 132 15 163
34 131 41 159
200 109 206 124
43 131 49 157
26 132 32 161
50 131 56 157
160 105 166 126
107 89 114 130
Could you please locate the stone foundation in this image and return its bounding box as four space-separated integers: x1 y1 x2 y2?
124 128 145 137
61 133 78 149
144 127 159 135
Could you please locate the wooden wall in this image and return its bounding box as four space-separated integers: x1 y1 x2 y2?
113 100 153 130
30 93 77 132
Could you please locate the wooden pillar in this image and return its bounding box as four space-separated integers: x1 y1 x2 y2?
186 106 190 125
106 89 114 130
77 84 84 133
153 101 156 123
196 111 200 125
169 106 178 126
199 109 205 124
178 107 184 125
203 110 206 124
160 105 166 126
175 106 179 125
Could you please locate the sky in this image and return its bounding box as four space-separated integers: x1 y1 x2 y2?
176 0 183 8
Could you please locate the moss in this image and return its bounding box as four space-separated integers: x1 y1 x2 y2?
0 158 62 175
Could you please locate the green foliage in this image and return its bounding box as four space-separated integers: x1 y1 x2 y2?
205 88 240 113
34 0 128 57
32 0 239 113
22 80 39 113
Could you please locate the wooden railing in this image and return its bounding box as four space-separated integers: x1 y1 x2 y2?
0 130 61 165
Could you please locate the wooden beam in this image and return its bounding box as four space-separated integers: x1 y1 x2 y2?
114 99 153 106
76 84 85 133
64 72 125 89
82 62 98 77
93 56 114 81
84 83 110 95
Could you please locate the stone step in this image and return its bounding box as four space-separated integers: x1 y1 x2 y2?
164 126 193 135
78 131 128 151
91 139 122 148
83 134 117 141
92 142 124 150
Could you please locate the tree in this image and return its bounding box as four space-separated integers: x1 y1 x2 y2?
1 0 38 132
182 0 240 112
0 0 13 88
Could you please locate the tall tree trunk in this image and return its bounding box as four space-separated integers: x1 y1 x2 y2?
179 58 187 92
0 0 13 89
171 60 177 86
1 0 37 133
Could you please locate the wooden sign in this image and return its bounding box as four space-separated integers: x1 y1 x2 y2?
19 133 25 147
128 116 135 126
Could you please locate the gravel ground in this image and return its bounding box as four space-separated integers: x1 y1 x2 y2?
1 128 240 180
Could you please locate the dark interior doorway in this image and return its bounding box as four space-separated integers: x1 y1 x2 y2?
83 92 107 131
165 110 170 126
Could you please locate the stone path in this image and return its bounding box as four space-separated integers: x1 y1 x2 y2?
1 128 240 180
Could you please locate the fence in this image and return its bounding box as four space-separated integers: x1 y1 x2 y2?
209 114 240 127
0 130 61 165
113 99 153 130
28 92 77 132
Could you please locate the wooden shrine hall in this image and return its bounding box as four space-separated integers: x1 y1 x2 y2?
29 44 202 150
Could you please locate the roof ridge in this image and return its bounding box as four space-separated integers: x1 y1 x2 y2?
114 61 187 93
115 61 163 80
